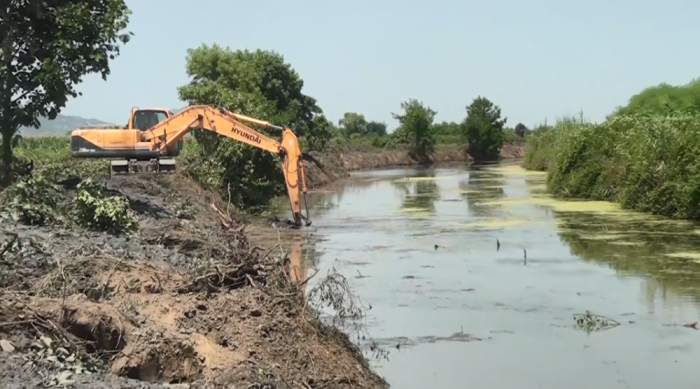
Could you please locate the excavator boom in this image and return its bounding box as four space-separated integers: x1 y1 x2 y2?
69 105 312 227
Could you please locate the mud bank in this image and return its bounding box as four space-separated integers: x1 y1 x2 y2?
304 143 524 188
0 175 387 389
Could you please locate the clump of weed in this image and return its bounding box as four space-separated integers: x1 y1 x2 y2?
38 160 109 182
73 179 138 233
0 175 62 225
522 123 556 171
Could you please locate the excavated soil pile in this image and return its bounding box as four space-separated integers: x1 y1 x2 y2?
0 174 387 389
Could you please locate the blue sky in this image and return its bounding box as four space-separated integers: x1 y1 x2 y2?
62 0 699 129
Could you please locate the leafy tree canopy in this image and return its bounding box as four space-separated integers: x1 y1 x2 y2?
0 0 132 183
338 112 367 137
514 122 528 137
338 112 387 137
392 99 436 161
463 96 506 161
366 121 387 137
178 44 329 143
432 121 461 137
613 78 700 116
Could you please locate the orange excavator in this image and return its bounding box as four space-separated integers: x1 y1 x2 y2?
69 105 312 227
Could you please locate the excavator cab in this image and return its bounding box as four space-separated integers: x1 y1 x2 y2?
127 108 184 156
131 109 169 131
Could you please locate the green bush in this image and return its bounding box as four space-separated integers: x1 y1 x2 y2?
545 116 620 200
463 96 506 161
522 123 555 171
73 179 138 233
523 112 700 219
0 175 62 225
614 114 700 217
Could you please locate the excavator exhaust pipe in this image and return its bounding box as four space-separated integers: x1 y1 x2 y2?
109 158 177 177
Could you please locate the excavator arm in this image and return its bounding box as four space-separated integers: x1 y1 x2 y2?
141 105 311 227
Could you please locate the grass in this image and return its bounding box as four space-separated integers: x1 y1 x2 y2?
7 136 109 182
7 136 204 181
523 112 700 219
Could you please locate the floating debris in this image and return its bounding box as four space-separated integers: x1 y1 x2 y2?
573 311 620 333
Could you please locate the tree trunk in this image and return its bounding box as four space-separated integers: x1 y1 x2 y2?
0 19 12 187
1 128 11 186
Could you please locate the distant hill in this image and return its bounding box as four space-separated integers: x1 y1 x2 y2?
18 107 200 137
20 114 115 136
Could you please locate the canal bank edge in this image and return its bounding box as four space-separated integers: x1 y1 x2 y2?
303 142 526 188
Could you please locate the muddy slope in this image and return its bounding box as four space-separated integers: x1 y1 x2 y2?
304 143 524 188
0 174 387 389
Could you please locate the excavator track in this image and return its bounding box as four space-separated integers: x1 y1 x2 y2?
109 158 177 177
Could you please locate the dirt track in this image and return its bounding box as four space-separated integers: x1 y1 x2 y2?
0 174 387 389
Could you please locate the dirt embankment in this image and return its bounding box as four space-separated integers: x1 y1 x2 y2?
0 175 387 389
303 142 525 188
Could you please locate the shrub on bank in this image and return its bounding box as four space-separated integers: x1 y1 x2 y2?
523 113 700 219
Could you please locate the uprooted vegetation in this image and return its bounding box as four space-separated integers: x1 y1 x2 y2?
1 175 138 233
0 173 388 389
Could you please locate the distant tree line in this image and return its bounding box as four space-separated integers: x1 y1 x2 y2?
328 98 529 163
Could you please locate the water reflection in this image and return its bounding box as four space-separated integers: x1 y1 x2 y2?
459 173 505 218
391 172 440 214
555 211 700 306
285 236 306 283
300 176 382 220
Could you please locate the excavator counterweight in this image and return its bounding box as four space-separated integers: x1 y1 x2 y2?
69 105 312 227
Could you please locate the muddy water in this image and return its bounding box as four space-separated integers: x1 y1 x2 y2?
296 162 700 389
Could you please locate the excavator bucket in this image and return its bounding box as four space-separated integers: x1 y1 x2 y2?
109 158 177 176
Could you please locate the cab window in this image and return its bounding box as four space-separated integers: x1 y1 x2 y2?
132 110 169 130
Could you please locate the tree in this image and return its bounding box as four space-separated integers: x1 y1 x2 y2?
612 78 700 117
338 113 387 139
392 99 436 162
177 44 331 211
514 123 528 138
366 121 387 137
463 96 507 161
338 112 367 137
0 1 132 184
432 121 461 143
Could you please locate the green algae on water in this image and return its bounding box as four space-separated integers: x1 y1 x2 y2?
485 165 548 177
393 176 450 183
664 252 700 260
462 219 525 228
479 196 622 213
400 207 432 217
